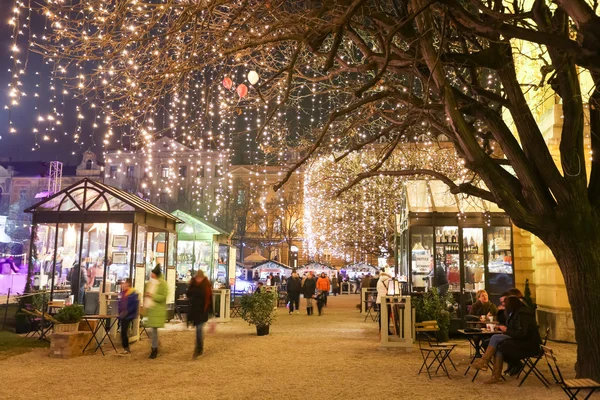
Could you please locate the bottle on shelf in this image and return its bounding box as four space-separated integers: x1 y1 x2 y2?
451 231 456 243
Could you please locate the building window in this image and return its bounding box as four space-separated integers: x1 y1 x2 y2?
215 167 222 178
126 166 135 178
237 189 245 205
161 166 169 178
159 192 168 204
179 165 187 178
86 159 93 170
199 188 204 201
19 189 27 200
197 166 205 178
109 166 118 179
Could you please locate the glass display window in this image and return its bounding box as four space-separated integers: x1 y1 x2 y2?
434 226 459 294
410 227 433 291
217 244 230 285
106 223 133 283
81 222 107 291
487 226 514 294
56 223 82 286
462 227 484 293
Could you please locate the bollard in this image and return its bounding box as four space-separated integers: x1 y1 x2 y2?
2 288 10 330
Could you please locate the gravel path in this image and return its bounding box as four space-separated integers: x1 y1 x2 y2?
0 295 583 400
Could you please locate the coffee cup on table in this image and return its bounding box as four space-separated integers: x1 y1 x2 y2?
488 316 494 322
486 323 495 331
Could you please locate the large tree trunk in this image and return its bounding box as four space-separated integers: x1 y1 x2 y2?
545 220 600 381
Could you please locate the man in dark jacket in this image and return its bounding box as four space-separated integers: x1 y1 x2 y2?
187 270 213 359
118 278 139 354
287 271 302 314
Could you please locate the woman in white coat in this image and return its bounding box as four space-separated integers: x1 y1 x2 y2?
376 272 392 333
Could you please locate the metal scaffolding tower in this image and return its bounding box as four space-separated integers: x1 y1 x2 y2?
47 161 63 196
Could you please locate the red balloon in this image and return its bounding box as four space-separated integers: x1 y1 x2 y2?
223 77 233 90
237 84 248 98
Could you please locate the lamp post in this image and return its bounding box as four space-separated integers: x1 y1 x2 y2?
290 245 298 270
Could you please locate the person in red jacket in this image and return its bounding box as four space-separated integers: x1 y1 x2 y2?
316 273 331 306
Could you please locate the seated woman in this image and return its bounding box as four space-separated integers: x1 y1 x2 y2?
471 296 541 384
470 289 498 317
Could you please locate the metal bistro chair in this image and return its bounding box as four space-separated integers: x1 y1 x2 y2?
415 321 455 379
230 296 242 318
543 345 600 399
363 297 378 322
517 327 552 387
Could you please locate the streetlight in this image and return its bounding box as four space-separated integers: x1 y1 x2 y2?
290 245 298 270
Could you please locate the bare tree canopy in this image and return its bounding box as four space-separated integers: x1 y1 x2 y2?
8 0 600 380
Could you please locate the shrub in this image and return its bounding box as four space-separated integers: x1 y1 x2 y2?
240 291 277 327
54 305 84 324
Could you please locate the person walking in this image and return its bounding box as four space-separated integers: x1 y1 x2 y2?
316 272 331 306
331 274 339 296
187 270 213 359
286 270 302 314
302 272 316 315
118 278 139 354
144 265 168 359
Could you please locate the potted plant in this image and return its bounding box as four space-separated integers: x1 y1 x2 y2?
414 288 453 342
523 279 537 310
240 291 277 336
54 304 84 332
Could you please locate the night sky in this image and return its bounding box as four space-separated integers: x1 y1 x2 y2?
0 0 95 164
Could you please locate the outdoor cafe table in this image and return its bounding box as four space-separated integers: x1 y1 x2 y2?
458 329 499 381
82 315 119 356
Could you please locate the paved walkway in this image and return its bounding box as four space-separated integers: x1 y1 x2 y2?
0 294 581 400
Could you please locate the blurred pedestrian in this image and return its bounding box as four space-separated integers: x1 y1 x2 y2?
187 270 213 359
316 272 331 306
144 265 168 359
287 270 302 314
331 274 339 296
118 278 139 354
302 272 316 315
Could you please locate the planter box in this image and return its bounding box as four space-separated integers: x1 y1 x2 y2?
54 322 79 333
49 331 93 359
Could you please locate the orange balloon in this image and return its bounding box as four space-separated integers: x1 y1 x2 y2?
237 84 248 98
223 77 233 90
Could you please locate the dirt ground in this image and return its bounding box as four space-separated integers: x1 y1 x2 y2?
0 295 586 400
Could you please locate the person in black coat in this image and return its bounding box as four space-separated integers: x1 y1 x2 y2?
287 271 302 314
472 296 541 384
302 273 317 315
187 270 213 359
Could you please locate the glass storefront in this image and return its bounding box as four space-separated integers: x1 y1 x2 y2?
399 213 515 319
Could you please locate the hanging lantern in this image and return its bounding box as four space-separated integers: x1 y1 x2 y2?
222 77 233 90
237 84 248 98
248 70 259 85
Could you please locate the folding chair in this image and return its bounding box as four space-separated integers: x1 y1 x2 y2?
363 300 377 322
543 345 600 399
230 297 242 318
416 320 457 371
415 321 455 379
21 309 43 338
139 319 150 340
517 327 551 387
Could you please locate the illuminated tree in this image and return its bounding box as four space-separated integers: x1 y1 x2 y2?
9 0 600 379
